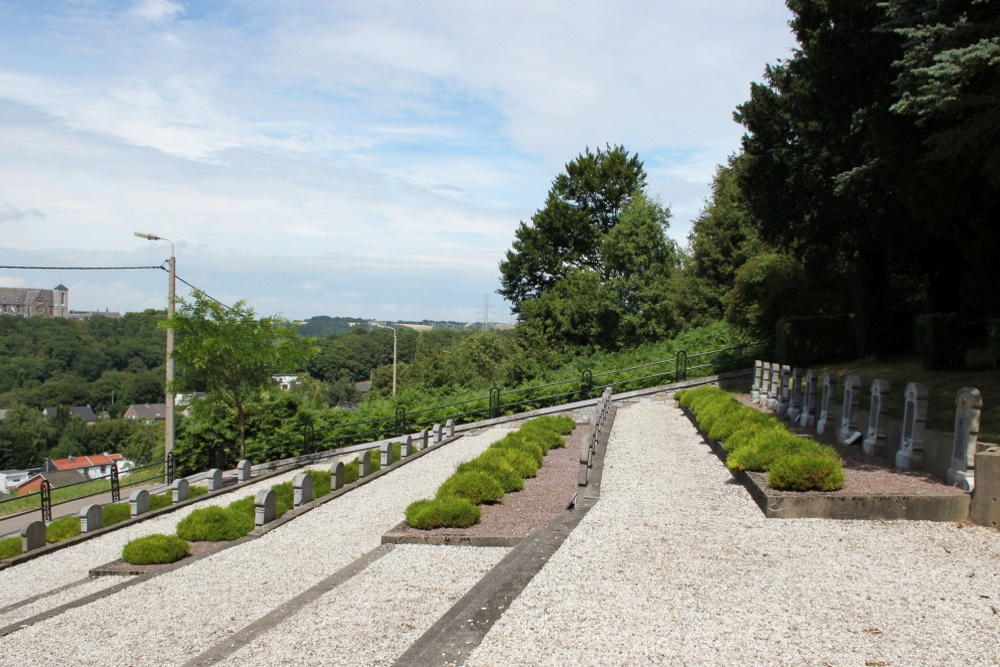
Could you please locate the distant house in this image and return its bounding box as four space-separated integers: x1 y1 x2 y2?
16 469 87 495
1 468 39 493
0 284 68 318
41 405 97 424
123 403 167 422
272 374 300 391
44 453 131 480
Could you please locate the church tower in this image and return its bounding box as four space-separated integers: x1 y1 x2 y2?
52 284 69 318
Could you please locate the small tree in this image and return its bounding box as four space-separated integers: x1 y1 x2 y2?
163 291 317 458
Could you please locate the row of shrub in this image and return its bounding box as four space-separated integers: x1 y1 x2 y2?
120 444 403 565
405 415 576 530
676 386 845 491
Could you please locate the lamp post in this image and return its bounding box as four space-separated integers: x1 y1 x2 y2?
134 232 176 478
370 322 397 396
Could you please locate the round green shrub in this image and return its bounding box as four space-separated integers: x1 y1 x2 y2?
516 427 565 452
436 470 505 504
405 496 481 529
695 399 740 433
487 445 539 478
723 424 786 453
121 533 190 565
176 506 254 541
768 448 845 491
707 408 777 442
726 431 807 472
0 536 21 560
102 503 132 526
491 437 544 466
45 516 80 543
457 458 524 493
523 415 575 435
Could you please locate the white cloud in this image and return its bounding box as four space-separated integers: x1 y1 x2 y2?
131 0 185 23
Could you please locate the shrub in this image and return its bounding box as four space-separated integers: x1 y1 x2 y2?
0 536 20 560
189 485 208 498
405 497 480 529
707 408 775 443
723 424 787 453
914 313 966 370
456 458 524 493
491 436 544 466
306 469 332 498
46 516 80 543
523 415 575 435
696 399 740 434
121 533 190 565
269 482 295 519
436 470 505 504
344 459 360 484
150 492 173 511
768 448 845 491
725 431 807 472
176 506 254 541
102 503 132 526
515 427 565 452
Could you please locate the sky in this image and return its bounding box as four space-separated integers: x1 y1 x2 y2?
0 0 796 323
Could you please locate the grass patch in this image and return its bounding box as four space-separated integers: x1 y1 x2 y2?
405 497 480 529
0 536 20 560
436 470 504 504
176 506 254 542
46 516 80 543
121 533 190 565
103 503 131 526
769 449 846 491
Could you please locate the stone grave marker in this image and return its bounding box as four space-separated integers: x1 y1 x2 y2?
816 372 837 435
172 478 189 503
237 460 252 483
766 362 781 410
432 423 443 444
22 520 45 553
254 489 277 528
947 387 982 490
331 461 345 490
862 379 891 458
206 468 223 492
751 361 764 403
293 473 312 507
401 435 413 458
798 369 818 429
80 504 102 533
446 419 455 437
359 450 371 478
380 442 392 467
420 429 429 450
759 362 772 406
774 365 792 415
895 382 929 471
786 368 804 422
838 375 862 445
129 489 150 518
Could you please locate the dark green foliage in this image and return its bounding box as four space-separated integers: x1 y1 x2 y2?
121 533 189 565
405 497 480 530
102 503 131 526
990 319 1000 368
768 449 845 491
775 315 858 366
45 516 81 543
436 470 505 504
914 313 966 370
0 536 21 560
176 506 254 541
725 253 806 340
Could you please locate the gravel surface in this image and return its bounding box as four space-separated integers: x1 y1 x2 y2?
0 430 505 666
466 402 1000 666
219 544 509 666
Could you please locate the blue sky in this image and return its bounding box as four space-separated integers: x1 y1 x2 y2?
0 0 795 323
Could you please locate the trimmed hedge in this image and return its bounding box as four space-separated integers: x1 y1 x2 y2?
45 516 80 543
456 457 525 493
769 450 845 491
436 470 504 504
176 506 254 542
103 503 132 526
405 497 480 529
122 533 190 565
0 536 20 560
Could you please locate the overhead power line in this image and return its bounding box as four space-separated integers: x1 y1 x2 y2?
0 264 164 271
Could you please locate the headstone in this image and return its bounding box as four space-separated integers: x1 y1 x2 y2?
862 379 891 458
171 478 189 503
765 362 781 410
896 382 929 471
254 489 277 527
206 468 223 492
80 504 102 533
838 375 862 445
445 419 455 437
401 435 413 458
293 473 312 507
432 423 443 444
759 363 773 407
129 489 150 518
751 360 764 403
816 372 837 435
774 365 792 415
22 520 45 553
380 442 392 467
947 387 982 491
237 460 252 483
331 461 345 490
798 369 818 429
358 450 371 478
786 368 803 422
420 429 429 450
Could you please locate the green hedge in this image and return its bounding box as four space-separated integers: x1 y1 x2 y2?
176 506 254 542
0 536 20 560
405 497 480 529
122 533 190 565
914 313 966 370
436 470 505 504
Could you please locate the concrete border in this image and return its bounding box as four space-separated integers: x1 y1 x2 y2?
381 522 524 547
682 406 972 522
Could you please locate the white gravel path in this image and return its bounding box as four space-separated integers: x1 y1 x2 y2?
466 402 1000 667
219 544 510 666
0 429 504 667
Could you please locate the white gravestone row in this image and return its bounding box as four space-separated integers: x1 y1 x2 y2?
786 368 804 423
895 382 928 471
838 375 862 445
862 379 891 458
766 362 781 410
816 372 837 436
775 365 792 415
798 369 818 429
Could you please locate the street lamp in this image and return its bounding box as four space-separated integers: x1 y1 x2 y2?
370 322 397 396
134 232 176 478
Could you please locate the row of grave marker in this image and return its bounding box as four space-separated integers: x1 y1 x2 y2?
17 420 457 555
749 361 982 492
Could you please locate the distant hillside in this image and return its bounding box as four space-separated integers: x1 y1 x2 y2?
297 316 482 338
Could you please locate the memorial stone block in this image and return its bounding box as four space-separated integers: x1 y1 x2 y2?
798 369 818 429
171 478 189 504
446 419 455 437
401 435 413 458
380 442 392 467
862 379 891 458
206 468 223 492
766 362 781 410
786 368 803 422
947 387 982 490
129 489 150 518
359 450 371 478
293 473 313 507
838 375 862 445
22 520 45 553
237 459 252 483
774 365 792 415
896 382 929 471
420 429 429 450
254 489 277 528
751 361 764 403
331 461 345 490
816 372 837 436
760 363 772 407
432 423 443 444
80 504 102 533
